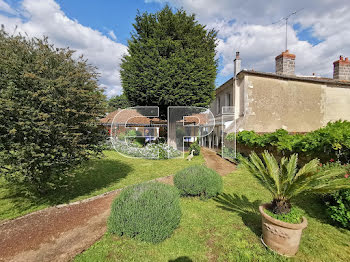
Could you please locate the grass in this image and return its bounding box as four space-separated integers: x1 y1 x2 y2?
75 168 350 262
0 150 204 221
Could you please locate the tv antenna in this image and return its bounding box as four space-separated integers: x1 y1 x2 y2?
272 8 304 51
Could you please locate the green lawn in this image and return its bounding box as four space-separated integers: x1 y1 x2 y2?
75 168 350 262
0 150 204 221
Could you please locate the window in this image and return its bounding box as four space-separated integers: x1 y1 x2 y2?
226 93 231 106
217 97 221 114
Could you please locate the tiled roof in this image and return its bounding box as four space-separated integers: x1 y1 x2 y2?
100 109 163 125
100 109 208 125
238 70 350 87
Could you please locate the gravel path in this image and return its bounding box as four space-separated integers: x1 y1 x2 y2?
0 149 234 262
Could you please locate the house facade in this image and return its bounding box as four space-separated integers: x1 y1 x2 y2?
205 51 350 149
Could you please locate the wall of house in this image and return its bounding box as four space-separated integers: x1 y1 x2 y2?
239 75 350 132
211 78 234 117
323 86 350 124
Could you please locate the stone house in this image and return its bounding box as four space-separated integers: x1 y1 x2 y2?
205 50 350 149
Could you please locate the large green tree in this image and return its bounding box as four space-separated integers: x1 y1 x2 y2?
107 93 130 112
0 30 106 194
120 6 217 118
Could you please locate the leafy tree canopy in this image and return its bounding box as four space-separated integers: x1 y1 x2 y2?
121 5 218 118
107 93 130 112
0 30 106 194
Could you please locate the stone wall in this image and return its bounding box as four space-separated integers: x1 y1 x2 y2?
239 74 350 132
211 78 234 116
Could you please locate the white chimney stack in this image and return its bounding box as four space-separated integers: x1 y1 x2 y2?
234 51 241 77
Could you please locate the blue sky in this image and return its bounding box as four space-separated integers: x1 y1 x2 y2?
54 0 229 86
55 0 163 46
1 0 349 96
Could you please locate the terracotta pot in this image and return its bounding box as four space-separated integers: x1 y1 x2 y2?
259 203 307 256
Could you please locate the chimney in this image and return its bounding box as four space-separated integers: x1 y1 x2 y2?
333 55 350 80
234 51 241 77
275 50 296 75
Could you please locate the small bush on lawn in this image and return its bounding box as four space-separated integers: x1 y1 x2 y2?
174 165 223 199
325 189 350 229
189 140 200 156
108 182 181 243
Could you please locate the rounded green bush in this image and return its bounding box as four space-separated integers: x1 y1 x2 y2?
189 140 200 156
174 165 223 199
108 182 181 243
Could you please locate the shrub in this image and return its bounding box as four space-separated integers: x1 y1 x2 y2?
227 121 350 164
189 140 200 156
221 147 244 164
125 129 144 145
325 189 350 229
0 30 106 194
174 165 223 199
108 182 181 243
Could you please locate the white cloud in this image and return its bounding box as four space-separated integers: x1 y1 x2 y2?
108 30 117 40
0 0 127 96
0 0 16 15
148 0 350 79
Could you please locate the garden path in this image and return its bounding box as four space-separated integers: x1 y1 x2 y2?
201 147 236 175
0 150 234 262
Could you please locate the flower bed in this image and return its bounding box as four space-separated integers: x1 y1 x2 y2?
108 138 181 159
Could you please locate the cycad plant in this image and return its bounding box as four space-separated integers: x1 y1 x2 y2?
240 151 350 214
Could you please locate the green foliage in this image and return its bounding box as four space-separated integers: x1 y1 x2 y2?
76 163 350 262
0 150 205 221
221 147 243 164
265 206 303 224
107 93 130 112
189 140 200 156
121 5 217 118
322 163 350 228
174 165 222 199
239 151 350 214
0 30 106 194
227 121 350 163
125 129 144 145
325 189 350 229
108 182 181 243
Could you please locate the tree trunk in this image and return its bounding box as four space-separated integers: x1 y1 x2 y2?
271 198 291 214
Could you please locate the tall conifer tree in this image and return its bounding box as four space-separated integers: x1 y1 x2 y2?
121 5 217 119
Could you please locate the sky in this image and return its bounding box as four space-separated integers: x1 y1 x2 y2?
0 0 349 97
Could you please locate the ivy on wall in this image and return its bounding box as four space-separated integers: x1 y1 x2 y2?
226 121 350 163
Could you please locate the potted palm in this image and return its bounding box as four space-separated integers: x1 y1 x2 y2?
240 151 350 256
